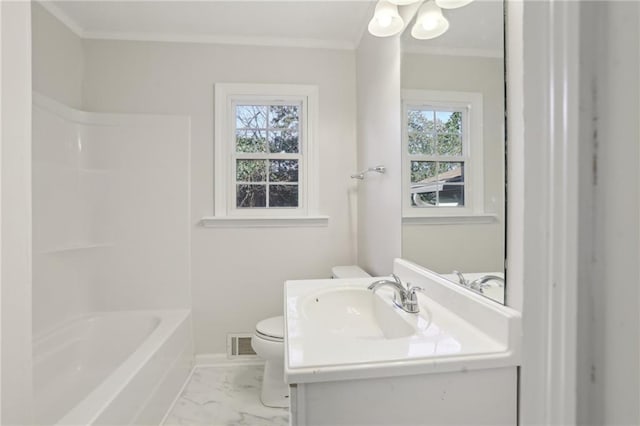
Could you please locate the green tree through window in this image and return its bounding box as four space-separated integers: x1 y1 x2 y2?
234 104 300 208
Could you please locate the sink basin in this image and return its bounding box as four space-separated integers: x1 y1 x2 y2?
301 286 417 339
285 261 521 384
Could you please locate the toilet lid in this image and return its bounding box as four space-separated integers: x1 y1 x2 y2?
256 316 284 340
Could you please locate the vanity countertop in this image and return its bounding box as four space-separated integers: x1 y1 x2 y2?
284 259 521 384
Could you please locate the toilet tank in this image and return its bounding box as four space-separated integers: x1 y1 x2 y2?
331 265 371 279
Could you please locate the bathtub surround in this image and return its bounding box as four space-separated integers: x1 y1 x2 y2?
31 94 192 424
163 364 288 426
32 94 191 333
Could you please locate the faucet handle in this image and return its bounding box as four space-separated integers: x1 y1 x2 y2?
407 284 425 296
391 273 414 291
404 283 424 313
453 270 468 287
390 273 403 286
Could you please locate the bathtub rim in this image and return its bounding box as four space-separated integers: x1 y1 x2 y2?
36 309 191 426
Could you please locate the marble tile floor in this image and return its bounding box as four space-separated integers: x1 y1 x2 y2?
162 364 289 426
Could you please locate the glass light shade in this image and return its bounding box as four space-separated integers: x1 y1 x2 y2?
411 1 449 40
435 0 473 9
368 0 404 37
387 0 422 5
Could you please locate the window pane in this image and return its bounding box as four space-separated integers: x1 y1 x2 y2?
410 162 465 208
236 105 267 129
236 130 267 153
270 160 298 182
269 105 299 130
410 161 437 183
439 184 465 206
410 161 437 207
411 191 437 207
237 184 266 208
438 162 464 183
434 111 462 133
408 109 436 155
268 130 299 153
437 133 462 156
236 160 266 182
408 131 436 155
407 109 435 133
269 185 298 207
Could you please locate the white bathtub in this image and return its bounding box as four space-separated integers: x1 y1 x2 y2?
33 310 193 425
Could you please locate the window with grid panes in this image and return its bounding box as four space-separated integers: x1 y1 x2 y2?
214 84 318 217
234 102 301 209
402 90 484 217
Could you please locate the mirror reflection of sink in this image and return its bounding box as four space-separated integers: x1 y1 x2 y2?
442 272 505 304
301 286 425 340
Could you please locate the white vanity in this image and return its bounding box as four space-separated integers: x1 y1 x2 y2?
284 259 521 425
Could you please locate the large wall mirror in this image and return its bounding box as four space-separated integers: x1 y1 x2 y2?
399 1 506 303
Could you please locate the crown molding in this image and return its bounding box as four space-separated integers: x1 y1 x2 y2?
82 31 356 50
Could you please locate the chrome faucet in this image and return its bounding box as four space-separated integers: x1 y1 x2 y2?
469 275 505 293
367 274 424 314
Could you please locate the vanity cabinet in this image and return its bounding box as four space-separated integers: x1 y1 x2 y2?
289 367 516 425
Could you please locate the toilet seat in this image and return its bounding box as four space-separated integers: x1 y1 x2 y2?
255 316 284 342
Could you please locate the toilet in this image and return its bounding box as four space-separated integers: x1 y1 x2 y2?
251 316 287 407
252 265 370 408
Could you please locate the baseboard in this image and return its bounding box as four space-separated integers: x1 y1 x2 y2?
195 352 263 367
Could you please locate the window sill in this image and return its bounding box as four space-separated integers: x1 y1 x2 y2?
402 214 498 225
199 215 329 228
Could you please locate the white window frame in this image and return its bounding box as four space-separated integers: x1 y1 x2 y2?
214 83 319 219
402 89 485 219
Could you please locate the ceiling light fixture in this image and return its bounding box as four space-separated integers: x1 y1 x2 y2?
411 1 449 40
367 0 473 40
367 0 404 37
434 0 474 9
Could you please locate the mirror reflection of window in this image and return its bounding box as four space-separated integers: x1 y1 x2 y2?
408 108 465 207
401 90 484 218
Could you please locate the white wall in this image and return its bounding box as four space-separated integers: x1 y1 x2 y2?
401 54 505 274
81 40 358 354
1 1 34 423
584 1 640 422
31 2 83 109
355 33 402 276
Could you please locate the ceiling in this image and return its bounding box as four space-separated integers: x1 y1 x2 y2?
43 0 503 54
401 0 503 57
45 0 376 49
